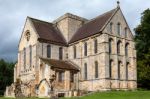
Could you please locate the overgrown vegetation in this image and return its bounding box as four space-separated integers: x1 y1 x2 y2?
0 59 15 95
134 8 150 89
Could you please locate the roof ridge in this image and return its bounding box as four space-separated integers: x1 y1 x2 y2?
28 16 53 25
52 24 67 44
100 7 119 31
88 7 117 23
70 8 117 30
30 16 68 46
69 7 118 44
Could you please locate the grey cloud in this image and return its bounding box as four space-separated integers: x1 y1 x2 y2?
0 0 150 62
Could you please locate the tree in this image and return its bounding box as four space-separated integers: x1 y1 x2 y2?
134 8 150 89
0 59 15 95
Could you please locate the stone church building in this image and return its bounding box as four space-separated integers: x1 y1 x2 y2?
5 3 137 98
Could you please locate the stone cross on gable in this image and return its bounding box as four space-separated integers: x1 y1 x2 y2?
117 0 120 7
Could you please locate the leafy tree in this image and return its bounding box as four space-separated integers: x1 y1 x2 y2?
134 8 150 89
0 59 15 95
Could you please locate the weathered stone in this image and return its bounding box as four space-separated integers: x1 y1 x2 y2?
5 5 137 98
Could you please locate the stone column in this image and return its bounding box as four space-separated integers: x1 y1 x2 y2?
64 70 70 96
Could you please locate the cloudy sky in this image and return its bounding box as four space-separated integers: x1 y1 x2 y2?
0 0 150 62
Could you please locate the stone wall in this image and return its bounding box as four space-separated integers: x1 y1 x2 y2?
16 18 38 82
37 42 68 60
9 7 137 98
68 34 108 91
53 13 88 42
67 8 137 91
103 8 137 90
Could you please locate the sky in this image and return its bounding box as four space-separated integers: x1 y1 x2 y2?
0 0 150 62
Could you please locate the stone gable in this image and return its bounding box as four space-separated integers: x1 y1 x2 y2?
5 5 137 98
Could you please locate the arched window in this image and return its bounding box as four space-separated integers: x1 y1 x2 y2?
95 61 98 78
24 48 26 69
118 61 121 80
59 47 63 60
109 38 113 54
84 63 87 80
124 27 127 38
126 62 129 80
94 39 98 54
47 45 51 58
110 22 113 33
117 41 121 55
109 60 113 78
73 45 76 58
117 23 121 35
84 42 87 56
29 45 32 67
125 43 129 56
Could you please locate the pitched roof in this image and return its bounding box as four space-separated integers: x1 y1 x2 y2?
69 8 117 43
29 17 67 46
28 7 118 45
40 58 79 71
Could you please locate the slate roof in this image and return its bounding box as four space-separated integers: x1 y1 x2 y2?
29 17 67 46
29 7 117 45
40 58 79 71
69 8 117 43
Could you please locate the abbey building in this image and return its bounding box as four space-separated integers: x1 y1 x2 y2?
5 4 137 97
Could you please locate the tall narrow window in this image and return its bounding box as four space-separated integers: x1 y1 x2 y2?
30 45 32 68
125 43 129 56
109 38 113 54
24 48 26 69
118 61 121 80
125 27 127 38
84 42 87 56
84 63 87 80
94 39 98 54
59 47 63 60
74 46 76 58
110 22 113 33
58 71 64 82
95 61 98 78
47 45 51 58
117 41 121 55
70 72 74 82
126 62 129 80
109 60 113 78
117 23 121 35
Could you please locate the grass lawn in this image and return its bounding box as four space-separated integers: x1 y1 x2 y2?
0 91 150 99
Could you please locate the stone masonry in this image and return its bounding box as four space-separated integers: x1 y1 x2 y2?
5 4 137 98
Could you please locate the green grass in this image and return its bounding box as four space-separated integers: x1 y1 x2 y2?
1 91 150 99
65 91 150 99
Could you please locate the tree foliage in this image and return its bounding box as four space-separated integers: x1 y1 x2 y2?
134 8 150 89
0 59 15 95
